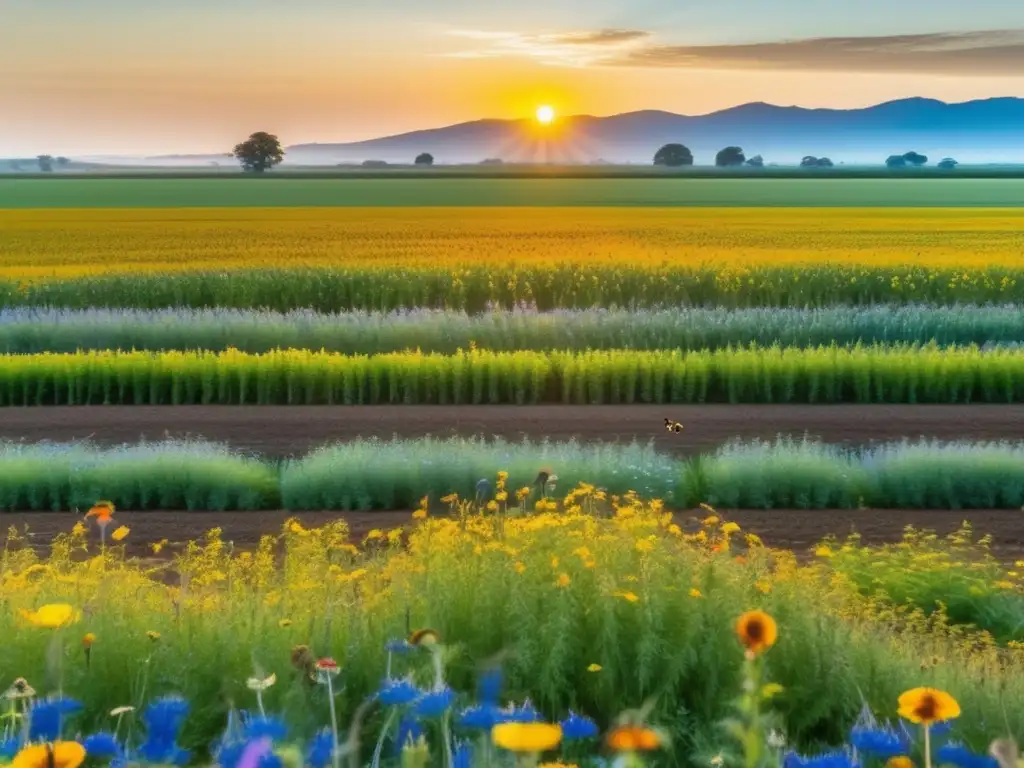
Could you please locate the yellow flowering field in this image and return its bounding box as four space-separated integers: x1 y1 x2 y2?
3 207 1024 279
2 484 1023 765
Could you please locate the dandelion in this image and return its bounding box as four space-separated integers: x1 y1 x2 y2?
689 588 703 598
755 580 772 594
10 742 86 768
111 526 130 542
412 509 427 520
815 546 835 558
613 591 640 603
722 522 741 535
586 664 602 673
556 573 571 588
151 539 169 554
735 610 778 656
761 683 785 700
146 631 161 642
492 722 562 753
513 561 527 574
82 633 95 669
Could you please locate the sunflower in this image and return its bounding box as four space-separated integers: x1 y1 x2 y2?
735 610 778 656
606 725 662 752
492 723 563 753
11 741 86 768
897 688 961 725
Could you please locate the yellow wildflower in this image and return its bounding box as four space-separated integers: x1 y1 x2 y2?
111 526 130 542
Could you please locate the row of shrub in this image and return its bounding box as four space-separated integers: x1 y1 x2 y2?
2 264 1022 311
4 435 1024 511
2 344 1024 405
4 303 1024 354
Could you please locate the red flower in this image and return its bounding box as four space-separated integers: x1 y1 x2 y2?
315 657 340 674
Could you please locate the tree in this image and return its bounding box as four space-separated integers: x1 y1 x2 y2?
37 155 53 172
56 157 69 167
414 153 434 166
231 132 284 173
715 146 745 167
885 155 907 168
480 158 503 165
801 156 834 168
745 155 764 168
902 151 928 167
937 158 958 170
653 143 693 167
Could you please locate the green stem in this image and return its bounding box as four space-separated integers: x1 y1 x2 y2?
924 724 932 768
370 708 398 768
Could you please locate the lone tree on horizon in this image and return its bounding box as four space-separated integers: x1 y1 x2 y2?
36 155 54 172
715 146 745 167
653 143 693 167
232 132 284 173
414 152 434 166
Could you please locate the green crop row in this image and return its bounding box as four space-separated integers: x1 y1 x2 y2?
3 436 1024 511
2 264 1022 312
3 304 1023 354
0 345 1022 405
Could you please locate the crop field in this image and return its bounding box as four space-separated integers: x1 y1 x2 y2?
5 176 1024 207
6 178 1024 768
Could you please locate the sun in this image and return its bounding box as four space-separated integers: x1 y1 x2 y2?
535 105 556 124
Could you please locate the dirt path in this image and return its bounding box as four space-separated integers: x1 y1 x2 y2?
1 405 1021 457
7 507 1022 562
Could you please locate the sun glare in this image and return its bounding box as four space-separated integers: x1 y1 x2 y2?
536 105 555 124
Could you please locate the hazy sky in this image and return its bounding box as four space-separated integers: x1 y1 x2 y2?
4 0 1024 156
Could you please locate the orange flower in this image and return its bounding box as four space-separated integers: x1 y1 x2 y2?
606 725 662 753
897 688 961 725
735 610 778 656
86 501 114 525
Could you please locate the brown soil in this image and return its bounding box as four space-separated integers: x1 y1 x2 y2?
1 404 1021 457
7 507 1023 563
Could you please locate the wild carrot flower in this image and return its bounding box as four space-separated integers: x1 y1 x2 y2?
736 610 778 656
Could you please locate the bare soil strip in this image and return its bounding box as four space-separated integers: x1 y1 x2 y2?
1 405 1021 457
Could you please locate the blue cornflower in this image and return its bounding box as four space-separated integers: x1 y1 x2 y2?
306 729 334 768
139 695 191 766
937 743 1000 768
216 738 283 768
242 715 289 742
28 697 83 741
502 699 542 723
784 750 860 768
413 687 455 718
453 740 474 768
378 678 421 707
393 717 424 757
458 704 505 731
82 732 123 759
560 711 599 740
850 727 910 759
476 668 503 705
0 735 19 760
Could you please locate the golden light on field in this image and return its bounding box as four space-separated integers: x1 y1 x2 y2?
535 105 555 124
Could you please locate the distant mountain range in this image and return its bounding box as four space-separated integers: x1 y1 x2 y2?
283 98 1024 166
33 97 1024 167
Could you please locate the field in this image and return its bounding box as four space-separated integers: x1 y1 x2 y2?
5 177 1024 767
5 177 1024 207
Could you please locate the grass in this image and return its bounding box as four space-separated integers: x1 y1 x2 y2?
4 178 1024 207
4 488 1024 765
0 345 1021 406
4 304 1024 355
4 436 1024 511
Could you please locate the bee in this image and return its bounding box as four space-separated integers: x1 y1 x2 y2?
664 418 684 433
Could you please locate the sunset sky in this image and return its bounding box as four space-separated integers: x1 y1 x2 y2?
3 0 1024 156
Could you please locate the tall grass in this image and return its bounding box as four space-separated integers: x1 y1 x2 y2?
0 344 1021 405
0 439 277 511
3 304 1024 354
1 264 1023 312
3 436 1024 511
683 437 1024 509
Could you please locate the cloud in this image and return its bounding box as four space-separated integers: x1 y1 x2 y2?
604 30 1024 76
443 27 1024 76
443 28 651 67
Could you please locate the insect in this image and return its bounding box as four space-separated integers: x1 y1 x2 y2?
664 418 684 433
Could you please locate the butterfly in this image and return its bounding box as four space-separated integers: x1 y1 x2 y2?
664 418 684 433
